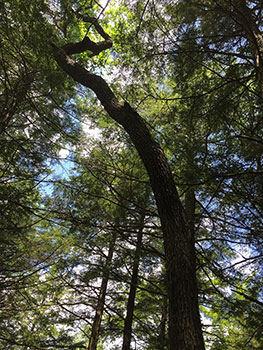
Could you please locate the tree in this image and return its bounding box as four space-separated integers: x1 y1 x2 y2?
48 139 161 349
52 5 205 350
2 0 263 349
0 1 81 347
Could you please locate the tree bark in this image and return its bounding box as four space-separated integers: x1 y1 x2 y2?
52 18 205 350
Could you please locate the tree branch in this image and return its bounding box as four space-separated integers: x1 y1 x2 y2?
232 289 263 307
62 12 113 56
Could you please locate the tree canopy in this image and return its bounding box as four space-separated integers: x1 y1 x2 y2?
1 1 263 349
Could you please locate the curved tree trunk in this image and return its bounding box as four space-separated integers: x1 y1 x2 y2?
52 16 205 350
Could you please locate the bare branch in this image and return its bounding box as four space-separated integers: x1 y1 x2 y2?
61 10 113 56
62 35 112 56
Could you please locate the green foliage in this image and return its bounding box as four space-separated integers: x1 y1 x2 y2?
1 0 263 349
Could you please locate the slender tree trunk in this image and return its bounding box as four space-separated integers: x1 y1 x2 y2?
122 212 145 350
158 296 168 350
88 230 117 350
237 0 263 94
52 19 205 349
218 0 263 98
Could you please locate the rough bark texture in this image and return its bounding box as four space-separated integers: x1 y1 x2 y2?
52 16 205 350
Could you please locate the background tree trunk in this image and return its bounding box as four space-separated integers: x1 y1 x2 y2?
122 211 145 350
88 230 117 350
